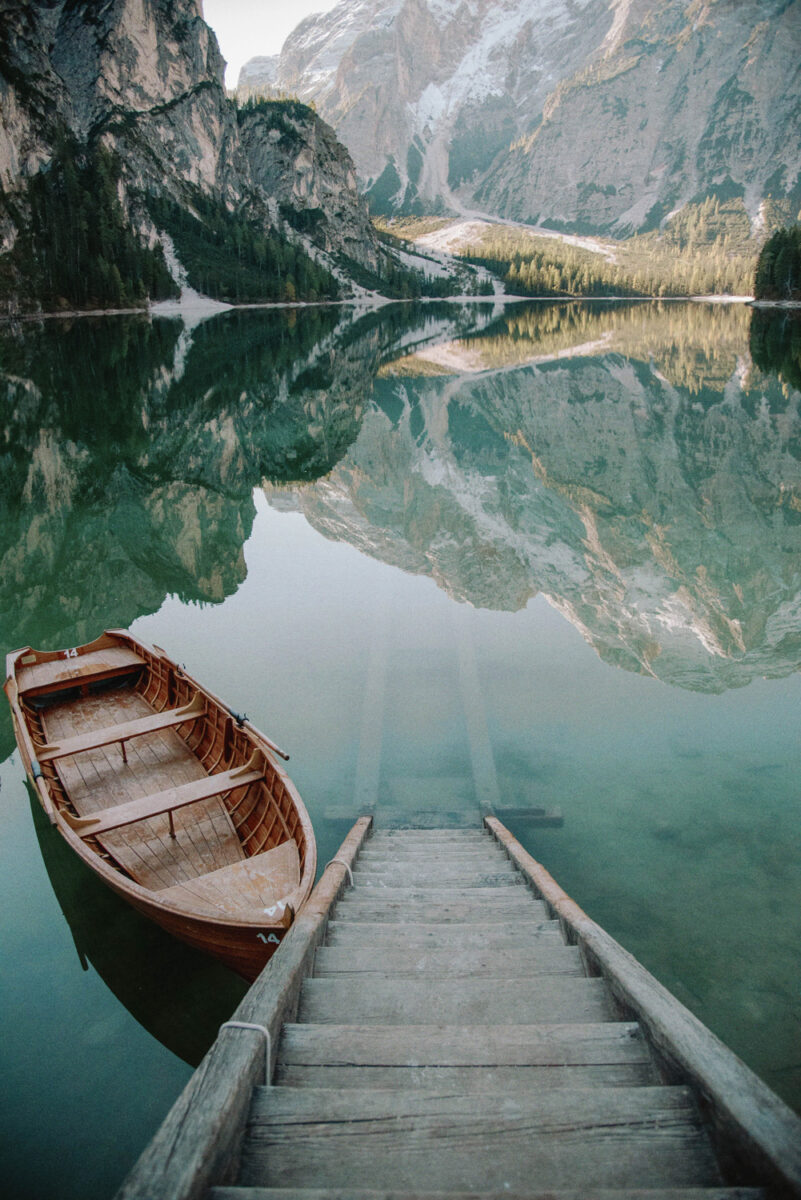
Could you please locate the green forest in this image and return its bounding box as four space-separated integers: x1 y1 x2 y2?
0 139 177 311
452 197 760 298
754 226 801 301
146 190 341 304
0 132 344 311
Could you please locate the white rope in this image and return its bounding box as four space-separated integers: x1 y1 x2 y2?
218 1021 272 1083
325 857 354 887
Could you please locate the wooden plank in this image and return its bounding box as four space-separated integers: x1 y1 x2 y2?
324 920 565 947
330 899 543 923
485 817 801 1197
336 886 537 902
352 870 523 887
358 848 508 860
312 944 583 977
44 690 245 888
17 644 145 695
278 1022 653 1067
156 842 300 920
347 873 522 892
239 1085 722 1190
297 976 616 1025
115 817 373 1200
64 755 264 837
38 693 205 761
275 1062 658 1090
368 831 488 841
211 1189 766 1200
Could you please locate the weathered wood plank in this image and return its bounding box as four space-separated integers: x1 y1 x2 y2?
114 817 373 1200
358 848 507 862
485 817 801 1197
274 1062 658 1090
240 1085 721 1190
324 919 564 947
38 693 205 761
353 868 522 886
366 835 489 844
278 1021 651 1066
211 1189 766 1200
297 976 616 1025
336 886 537 902
330 899 543 923
312 944 583 977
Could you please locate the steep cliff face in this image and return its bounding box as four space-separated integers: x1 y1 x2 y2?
0 0 382 306
239 100 380 272
241 0 801 234
478 0 801 234
0 0 243 202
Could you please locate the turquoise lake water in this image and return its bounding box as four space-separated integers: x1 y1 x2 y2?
1 299 800 1198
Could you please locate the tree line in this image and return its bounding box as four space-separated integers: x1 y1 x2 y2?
146 190 341 304
754 226 801 301
0 138 177 311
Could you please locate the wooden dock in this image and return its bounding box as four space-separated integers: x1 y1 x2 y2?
117 817 801 1200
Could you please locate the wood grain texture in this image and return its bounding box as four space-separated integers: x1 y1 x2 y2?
274 1062 658 1090
296 975 616 1025
38 693 204 761
324 919 565 947
211 1189 766 1200
485 817 801 1197
353 870 523 887
157 842 300 919
114 817 372 1200
240 1085 722 1191
332 901 542 925
312 944 582 977
278 1022 652 1066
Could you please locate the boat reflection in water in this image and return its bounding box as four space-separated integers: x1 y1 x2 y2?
31 787 247 1067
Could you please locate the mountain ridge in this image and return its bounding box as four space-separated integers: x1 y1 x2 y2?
240 0 801 236
0 0 386 310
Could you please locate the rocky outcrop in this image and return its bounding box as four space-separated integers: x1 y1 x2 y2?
0 0 381 305
239 100 380 272
241 0 801 233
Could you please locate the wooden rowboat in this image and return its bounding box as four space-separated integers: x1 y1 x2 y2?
4 630 316 980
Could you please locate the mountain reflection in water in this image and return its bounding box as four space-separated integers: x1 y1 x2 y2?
277 302 801 693
0 301 486 650
2 302 801 693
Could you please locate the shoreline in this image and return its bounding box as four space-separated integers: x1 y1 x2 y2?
0 292 770 323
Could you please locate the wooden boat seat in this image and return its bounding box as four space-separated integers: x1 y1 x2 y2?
156 840 301 918
62 749 266 838
36 693 206 763
15 645 146 697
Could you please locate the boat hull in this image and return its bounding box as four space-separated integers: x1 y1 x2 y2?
5 630 316 981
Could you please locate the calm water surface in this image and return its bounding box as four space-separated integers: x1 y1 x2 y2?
1 299 800 1198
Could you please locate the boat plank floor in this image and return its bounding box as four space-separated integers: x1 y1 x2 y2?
43 689 244 889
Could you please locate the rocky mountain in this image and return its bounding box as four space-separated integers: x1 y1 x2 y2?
242 0 801 235
0 0 383 309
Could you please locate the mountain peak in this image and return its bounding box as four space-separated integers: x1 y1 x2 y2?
239 0 801 235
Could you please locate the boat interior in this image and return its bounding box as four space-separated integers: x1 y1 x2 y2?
12 636 309 920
